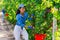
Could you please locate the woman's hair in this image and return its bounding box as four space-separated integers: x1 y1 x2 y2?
16 7 21 15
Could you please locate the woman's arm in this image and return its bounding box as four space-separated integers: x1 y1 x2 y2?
25 12 33 21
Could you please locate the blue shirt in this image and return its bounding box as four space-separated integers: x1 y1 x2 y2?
16 12 28 28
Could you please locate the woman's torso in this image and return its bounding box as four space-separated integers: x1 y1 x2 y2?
16 12 28 26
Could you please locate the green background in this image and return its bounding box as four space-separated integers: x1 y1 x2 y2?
0 0 60 40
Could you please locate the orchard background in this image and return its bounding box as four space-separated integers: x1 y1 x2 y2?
0 0 60 40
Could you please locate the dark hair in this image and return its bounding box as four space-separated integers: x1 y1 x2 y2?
16 7 21 15
16 9 20 15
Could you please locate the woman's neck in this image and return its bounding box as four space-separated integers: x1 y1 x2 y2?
20 12 24 16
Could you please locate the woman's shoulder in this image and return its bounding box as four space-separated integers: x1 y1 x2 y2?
16 14 22 19
16 14 21 17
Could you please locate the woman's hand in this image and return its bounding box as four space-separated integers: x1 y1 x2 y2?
25 25 34 29
28 26 34 29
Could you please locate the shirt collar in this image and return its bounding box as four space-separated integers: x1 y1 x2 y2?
19 12 25 17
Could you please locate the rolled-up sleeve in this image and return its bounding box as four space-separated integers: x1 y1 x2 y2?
25 12 32 21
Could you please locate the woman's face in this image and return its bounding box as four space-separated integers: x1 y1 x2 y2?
19 7 25 13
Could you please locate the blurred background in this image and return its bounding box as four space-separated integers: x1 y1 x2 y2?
0 0 60 40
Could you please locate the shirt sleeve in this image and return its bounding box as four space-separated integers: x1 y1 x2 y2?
16 15 25 27
25 12 32 21
25 12 28 20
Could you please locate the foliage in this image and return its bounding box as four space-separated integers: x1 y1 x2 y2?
1 0 60 40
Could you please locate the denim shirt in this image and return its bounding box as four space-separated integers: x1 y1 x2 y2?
16 12 28 28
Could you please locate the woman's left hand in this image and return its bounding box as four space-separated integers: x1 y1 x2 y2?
28 26 34 29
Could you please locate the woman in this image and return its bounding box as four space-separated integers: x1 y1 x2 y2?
14 4 32 40
2 8 5 22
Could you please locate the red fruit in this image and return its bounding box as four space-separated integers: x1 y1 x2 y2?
34 34 47 40
5 13 9 16
35 34 40 40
